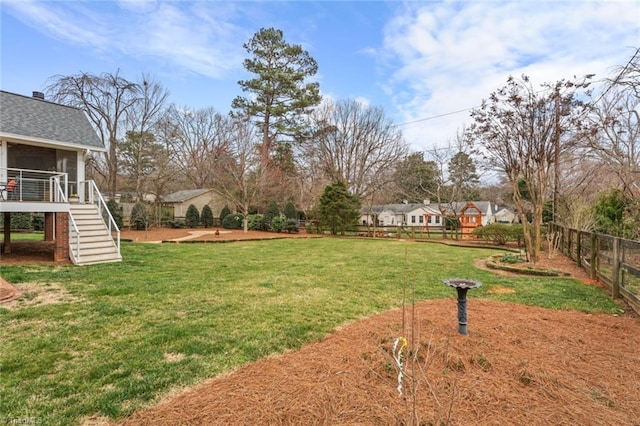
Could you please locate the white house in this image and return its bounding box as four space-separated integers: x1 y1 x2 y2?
361 201 444 228
361 200 509 231
1 90 121 265
494 206 517 223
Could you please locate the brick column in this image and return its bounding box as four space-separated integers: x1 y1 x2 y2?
3 212 10 254
44 212 54 241
54 212 70 263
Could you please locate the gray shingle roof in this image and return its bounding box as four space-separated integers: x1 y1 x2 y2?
0 90 104 149
162 189 213 203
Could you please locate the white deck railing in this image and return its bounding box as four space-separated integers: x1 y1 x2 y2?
0 167 69 202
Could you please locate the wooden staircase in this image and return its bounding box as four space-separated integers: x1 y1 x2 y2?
68 203 122 265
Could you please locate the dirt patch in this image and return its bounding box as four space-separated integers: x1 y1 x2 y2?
117 299 640 426
1 281 85 310
0 240 60 265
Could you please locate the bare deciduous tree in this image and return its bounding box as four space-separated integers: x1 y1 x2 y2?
584 87 640 200
46 71 139 196
467 74 593 263
120 75 169 200
212 118 263 232
306 99 408 200
159 106 231 188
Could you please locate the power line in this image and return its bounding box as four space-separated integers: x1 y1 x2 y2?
590 46 640 106
394 52 638 130
395 106 478 127
394 85 556 128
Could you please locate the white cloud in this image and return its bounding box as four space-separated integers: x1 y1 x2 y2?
3 0 247 79
380 1 640 152
4 1 111 48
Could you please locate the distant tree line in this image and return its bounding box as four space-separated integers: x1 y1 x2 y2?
43 32 639 256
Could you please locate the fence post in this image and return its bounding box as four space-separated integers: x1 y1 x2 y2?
576 230 582 267
590 233 597 280
612 237 620 298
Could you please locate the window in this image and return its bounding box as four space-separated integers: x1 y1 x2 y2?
435 216 441 224
411 215 416 223
427 216 432 224
419 216 424 224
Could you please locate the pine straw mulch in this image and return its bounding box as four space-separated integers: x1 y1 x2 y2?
117 299 640 426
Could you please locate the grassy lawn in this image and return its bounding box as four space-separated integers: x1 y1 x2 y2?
0 231 44 241
0 238 623 424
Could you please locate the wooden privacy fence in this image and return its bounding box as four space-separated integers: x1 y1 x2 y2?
549 223 640 314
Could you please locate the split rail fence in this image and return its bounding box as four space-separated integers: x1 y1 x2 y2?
549 223 640 314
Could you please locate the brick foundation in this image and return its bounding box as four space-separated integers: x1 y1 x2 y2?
54 212 69 263
44 212 54 241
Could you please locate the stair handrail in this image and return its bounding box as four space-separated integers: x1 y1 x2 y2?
81 180 121 257
54 177 80 263
52 175 66 202
68 210 81 264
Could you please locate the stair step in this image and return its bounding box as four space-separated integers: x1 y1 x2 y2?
69 202 121 265
71 246 119 257
73 217 108 222
72 227 110 234
74 253 122 266
75 241 116 250
74 235 116 243
69 233 111 241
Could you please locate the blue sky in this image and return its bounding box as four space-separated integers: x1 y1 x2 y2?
1 1 638 152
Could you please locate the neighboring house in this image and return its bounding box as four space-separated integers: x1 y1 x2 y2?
361 200 506 232
162 189 227 220
494 206 517 223
0 90 121 265
361 201 444 229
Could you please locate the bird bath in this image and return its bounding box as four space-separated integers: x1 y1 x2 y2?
443 278 482 335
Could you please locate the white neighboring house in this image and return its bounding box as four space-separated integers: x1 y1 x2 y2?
406 204 443 228
361 200 510 231
0 90 121 265
494 206 517 223
361 201 444 229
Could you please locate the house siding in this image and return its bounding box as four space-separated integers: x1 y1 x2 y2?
163 190 228 220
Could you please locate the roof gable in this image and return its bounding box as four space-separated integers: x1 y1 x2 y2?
0 90 103 149
163 189 214 203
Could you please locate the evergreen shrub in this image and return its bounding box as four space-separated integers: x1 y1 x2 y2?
222 213 243 229
270 215 285 233
283 218 299 233
185 204 200 228
220 206 232 223
201 205 214 228
247 214 267 231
